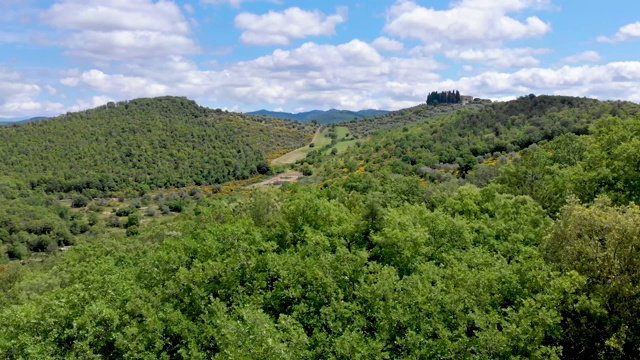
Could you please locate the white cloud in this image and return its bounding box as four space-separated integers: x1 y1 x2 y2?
235 7 347 46
58 39 442 110
60 69 170 98
371 37 404 52
42 0 199 61
0 67 65 117
67 95 115 112
597 21 640 43
202 0 280 8
45 85 58 95
562 51 602 63
454 62 640 102
384 0 551 45
51 36 640 113
444 48 551 69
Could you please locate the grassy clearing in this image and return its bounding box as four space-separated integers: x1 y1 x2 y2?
271 127 329 165
332 139 359 154
334 126 351 139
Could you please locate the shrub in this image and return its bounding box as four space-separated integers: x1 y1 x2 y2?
7 243 29 260
257 161 270 175
126 226 139 237
145 207 157 217
125 214 140 229
71 195 90 208
115 206 136 217
167 200 186 213
106 215 121 228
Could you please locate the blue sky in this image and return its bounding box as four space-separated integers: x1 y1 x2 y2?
1 0 640 118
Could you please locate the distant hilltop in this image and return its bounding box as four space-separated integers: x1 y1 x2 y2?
0 116 48 124
247 108 389 124
426 90 492 106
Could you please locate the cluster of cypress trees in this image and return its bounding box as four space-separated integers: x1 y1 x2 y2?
427 90 461 105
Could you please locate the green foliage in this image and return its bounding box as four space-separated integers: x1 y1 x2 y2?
543 197 640 358
0 96 313 195
256 161 270 175
125 214 140 229
1 95 639 359
125 226 140 237
0 182 576 358
324 96 640 184
6 242 29 259
496 115 640 213
115 205 137 217
71 194 90 208
427 89 461 105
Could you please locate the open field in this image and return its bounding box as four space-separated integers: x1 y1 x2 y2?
271 127 330 165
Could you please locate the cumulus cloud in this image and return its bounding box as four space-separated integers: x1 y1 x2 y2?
444 47 551 69
0 67 65 118
371 37 404 52
597 21 640 43
58 40 442 110
42 0 199 61
235 7 347 46
60 69 170 98
384 0 551 45
52 36 640 112
66 95 115 112
455 62 640 101
202 0 281 8
562 51 602 63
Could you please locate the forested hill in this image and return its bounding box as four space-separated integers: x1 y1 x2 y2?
2 94 640 358
329 95 640 175
0 96 315 194
342 94 640 138
342 102 482 137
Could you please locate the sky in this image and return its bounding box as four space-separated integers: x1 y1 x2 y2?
1 0 640 118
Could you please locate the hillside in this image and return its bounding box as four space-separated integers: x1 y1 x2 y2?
248 108 389 124
2 95 640 359
325 95 640 176
0 96 315 194
341 102 484 137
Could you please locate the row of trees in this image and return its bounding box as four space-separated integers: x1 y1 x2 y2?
427 90 462 105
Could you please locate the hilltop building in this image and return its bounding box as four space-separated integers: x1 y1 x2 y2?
460 95 473 105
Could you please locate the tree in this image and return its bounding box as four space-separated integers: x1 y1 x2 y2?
257 161 270 175
71 194 90 208
125 213 140 228
544 197 640 358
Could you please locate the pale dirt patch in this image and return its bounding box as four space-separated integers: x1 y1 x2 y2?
249 170 304 188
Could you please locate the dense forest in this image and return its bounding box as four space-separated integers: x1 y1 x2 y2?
1 95 640 359
0 96 314 261
340 102 483 138
0 96 314 194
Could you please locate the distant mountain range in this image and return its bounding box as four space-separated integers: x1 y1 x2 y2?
247 109 389 124
0 116 48 124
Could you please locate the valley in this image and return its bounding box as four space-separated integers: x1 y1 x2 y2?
1 94 639 359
